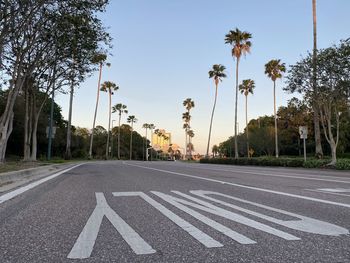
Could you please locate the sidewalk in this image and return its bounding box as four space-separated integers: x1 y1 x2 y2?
0 162 82 193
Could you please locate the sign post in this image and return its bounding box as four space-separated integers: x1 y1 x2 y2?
299 126 308 161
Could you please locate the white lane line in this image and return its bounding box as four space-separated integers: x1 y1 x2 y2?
307 189 350 198
124 163 350 209
112 192 222 248
176 165 350 184
189 190 348 236
151 191 256 244
68 193 155 259
181 162 350 181
317 188 350 193
169 191 300 241
0 163 84 205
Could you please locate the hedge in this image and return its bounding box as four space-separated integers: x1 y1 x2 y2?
199 157 350 170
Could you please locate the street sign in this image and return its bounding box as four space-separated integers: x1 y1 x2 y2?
299 126 308 139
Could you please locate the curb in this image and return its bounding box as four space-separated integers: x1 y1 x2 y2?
0 162 81 185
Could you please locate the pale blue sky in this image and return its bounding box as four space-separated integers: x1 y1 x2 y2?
56 0 350 154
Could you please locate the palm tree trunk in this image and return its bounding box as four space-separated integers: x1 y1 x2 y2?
312 0 323 158
185 130 187 159
245 95 249 158
145 128 148 160
118 113 121 159
89 63 103 159
234 58 240 159
273 80 279 158
106 90 111 159
206 83 218 157
129 123 133 160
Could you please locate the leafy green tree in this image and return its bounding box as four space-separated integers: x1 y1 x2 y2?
100 81 119 159
239 79 255 157
206 64 226 157
225 28 252 159
264 59 286 158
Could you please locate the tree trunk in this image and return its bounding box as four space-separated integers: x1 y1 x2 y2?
245 94 249 158
234 58 240 159
273 80 279 158
206 83 218 157
129 124 133 160
23 85 31 161
0 75 25 162
106 90 111 160
65 83 74 160
145 128 148 160
89 63 103 159
118 113 121 160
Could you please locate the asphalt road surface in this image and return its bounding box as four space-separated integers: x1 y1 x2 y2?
0 161 350 263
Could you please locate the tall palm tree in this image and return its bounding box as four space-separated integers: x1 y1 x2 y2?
182 111 191 158
239 79 255 157
264 59 286 158
89 53 110 159
206 64 227 157
312 0 323 158
225 28 252 159
100 81 119 159
112 103 128 159
127 115 137 160
183 98 194 158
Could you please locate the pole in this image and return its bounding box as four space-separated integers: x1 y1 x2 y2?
303 138 306 161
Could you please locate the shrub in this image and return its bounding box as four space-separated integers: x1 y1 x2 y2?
335 159 350 170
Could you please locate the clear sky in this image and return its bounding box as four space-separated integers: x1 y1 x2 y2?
56 0 350 154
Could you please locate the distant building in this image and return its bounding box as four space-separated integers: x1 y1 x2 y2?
152 129 171 152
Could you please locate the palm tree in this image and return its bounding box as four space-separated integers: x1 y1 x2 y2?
212 145 219 157
225 28 252 159
206 64 227 157
112 103 128 159
187 129 195 158
239 79 255 157
148 124 155 160
312 0 323 158
264 59 286 158
88 53 110 159
142 123 150 160
154 129 160 147
183 98 194 158
182 111 191 158
127 115 137 160
100 81 119 159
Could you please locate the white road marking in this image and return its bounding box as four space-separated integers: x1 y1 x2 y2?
317 188 350 193
68 193 155 259
165 191 300 240
307 189 350 197
151 191 257 244
124 163 350 209
194 166 350 184
189 190 349 236
0 163 84 205
189 163 350 181
112 191 223 248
